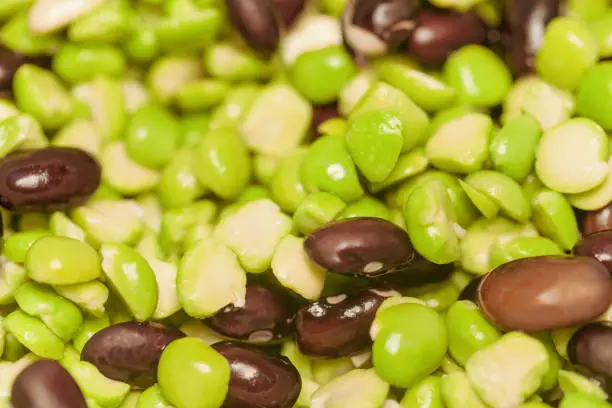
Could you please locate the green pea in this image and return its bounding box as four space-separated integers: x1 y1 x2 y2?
313 357 353 385
174 79 230 112
155 9 223 53
159 200 217 256
68 0 132 44
204 41 272 82
159 148 206 209
535 17 598 90
444 45 511 107
193 127 251 200
158 337 229 408
54 281 109 318
0 11 60 55
53 44 126 84
521 81 575 131
445 300 501 367
450 269 474 292
4 230 51 264
0 0 32 20
369 148 429 193
489 236 564 269
3 310 64 359
1 333 27 362
235 185 270 206
0 115 31 160
426 113 493 174
403 280 460 312
318 117 348 138
559 370 608 401
281 339 317 407
372 303 447 388
522 173 546 203
566 0 609 22
591 13 612 59
441 371 488 408
345 110 404 183
310 369 389 408
178 114 210 148
560 393 612 408
490 115 542 183
147 55 202 105
529 333 562 393
124 28 160 64
293 192 346 235
209 84 260 130
568 157 612 211
270 148 308 214
53 119 102 157
350 82 429 151
531 189 580 250
13 64 75 131
137 384 173 408
459 179 500 219
73 315 110 353
101 141 160 196
100 244 158 322
404 180 461 264
0 261 27 305
577 62 612 131
400 376 445 408
337 196 390 221
72 200 144 247
301 134 364 203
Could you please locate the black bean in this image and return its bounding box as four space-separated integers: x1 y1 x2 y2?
213 341 301 408
568 322 612 394
574 230 612 274
295 287 398 357
226 0 280 55
11 359 87 408
205 283 295 344
582 203 612 236
81 322 184 388
0 147 101 212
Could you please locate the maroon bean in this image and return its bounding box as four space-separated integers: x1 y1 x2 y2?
11 359 87 408
574 230 612 274
271 0 307 28
504 0 563 75
205 283 295 343
295 287 398 357
568 322 612 391
0 47 51 91
582 203 612 236
226 0 280 55
81 322 184 388
478 256 612 332
304 217 416 277
213 341 301 408
0 147 101 212
406 9 487 65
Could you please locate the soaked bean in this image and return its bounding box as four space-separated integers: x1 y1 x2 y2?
377 256 453 288
81 322 185 388
226 0 281 55
295 287 398 357
205 283 295 344
479 256 612 332
568 322 612 394
504 0 563 75
406 10 487 65
582 203 612 235
11 359 87 408
213 341 301 408
304 217 416 277
0 147 101 212
574 230 612 274
0 47 51 91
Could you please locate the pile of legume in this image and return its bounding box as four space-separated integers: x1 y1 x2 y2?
0 0 612 407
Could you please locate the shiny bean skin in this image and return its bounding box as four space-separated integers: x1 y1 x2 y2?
205 283 295 344
0 47 51 91
504 0 563 75
478 256 612 332
295 287 398 357
226 0 280 55
81 322 185 388
213 341 301 408
568 322 612 393
406 10 487 65
582 203 612 236
304 217 416 277
574 230 612 274
0 147 101 212
11 359 87 408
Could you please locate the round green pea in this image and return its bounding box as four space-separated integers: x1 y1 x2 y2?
4 230 51 264
576 62 612 131
400 376 445 408
337 196 390 221
52 44 126 84
489 236 563 269
159 148 206 209
269 149 308 214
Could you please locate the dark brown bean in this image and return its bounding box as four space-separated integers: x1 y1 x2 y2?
574 230 612 274
213 341 301 408
295 287 398 357
504 0 562 75
81 322 184 388
226 0 280 55
0 47 51 91
11 359 87 408
0 147 101 212
406 10 487 65
205 283 295 343
582 203 612 236
478 256 612 332
304 217 416 277
271 0 307 28
568 322 612 389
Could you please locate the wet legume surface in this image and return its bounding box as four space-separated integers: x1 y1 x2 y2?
0 1 611 408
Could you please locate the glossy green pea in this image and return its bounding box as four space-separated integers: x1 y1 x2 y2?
68 0 132 44
369 148 429 193
535 17 598 90
0 11 60 55
350 82 429 151
293 192 346 235
403 280 460 312
159 148 206 209
464 171 531 222
490 115 542 182
124 27 159 64
372 303 447 388
489 236 564 269
445 300 501 367
531 189 580 250
155 9 223 52
444 45 512 107
568 156 612 211
193 127 251 200
404 180 461 264
235 186 270 206
3 310 64 359
0 0 32 20
374 56 455 112
147 55 202 105
179 114 210 148
100 244 158 322
591 13 612 59
13 64 75 131
441 371 488 408
560 393 612 408
577 62 612 131
54 281 109 318
204 42 272 82
567 0 609 22
52 44 126 84
558 370 608 401
459 179 500 219
290 45 357 104
450 269 473 292
427 105 476 139
209 84 260 130
158 337 229 408
72 200 144 247
337 196 390 221
345 110 404 183
0 262 27 305
400 376 445 408
4 230 51 264
174 79 230 112
73 315 110 353
137 385 172 408
270 149 308 214
301 134 364 203
101 141 160 196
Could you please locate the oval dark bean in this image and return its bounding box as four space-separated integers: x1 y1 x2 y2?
226 0 281 55
0 47 51 91
81 322 184 388
11 359 87 408
213 341 301 408
271 0 307 28
205 283 295 343
295 287 398 357
406 9 487 65
574 230 612 274
582 203 612 236
478 256 612 332
504 0 562 75
304 217 416 277
568 322 612 388
0 147 101 212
